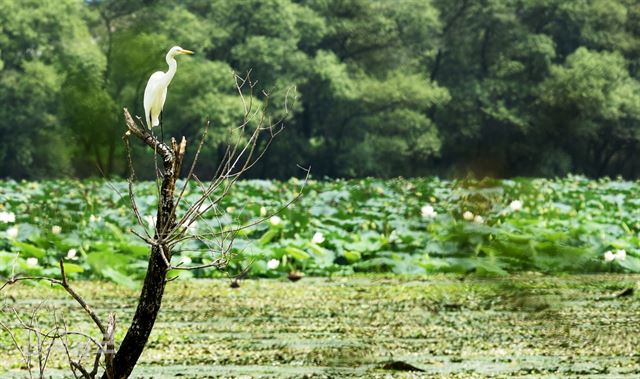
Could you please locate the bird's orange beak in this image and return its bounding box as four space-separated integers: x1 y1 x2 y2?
178 49 194 55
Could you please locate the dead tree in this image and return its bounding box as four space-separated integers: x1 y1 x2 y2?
1 73 305 378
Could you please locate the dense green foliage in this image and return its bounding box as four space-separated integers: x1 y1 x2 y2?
1 0 639 179
1 177 639 285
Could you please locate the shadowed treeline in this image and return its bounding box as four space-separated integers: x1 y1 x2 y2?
1 0 639 179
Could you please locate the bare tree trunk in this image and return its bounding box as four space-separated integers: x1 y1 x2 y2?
104 110 186 379
106 244 167 378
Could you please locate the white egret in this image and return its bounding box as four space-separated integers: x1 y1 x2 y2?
143 46 194 129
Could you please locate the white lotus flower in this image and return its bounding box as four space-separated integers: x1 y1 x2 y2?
463 211 474 221
421 205 437 218
260 206 267 217
474 215 484 224
6 226 18 238
66 249 77 259
509 200 523 211
51 225 62 235
26 257 38 267
604 250 616 262
604 249 627 262
311 232 325 244
267 259 280 270
179 256 192 265
269 216 282 226
388 230 399 243
0 211 16 223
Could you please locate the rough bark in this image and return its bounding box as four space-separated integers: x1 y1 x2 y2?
103 109 186 379
106 244 167 379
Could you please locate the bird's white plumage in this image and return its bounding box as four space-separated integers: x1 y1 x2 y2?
143 46 194 129
144 72 167 128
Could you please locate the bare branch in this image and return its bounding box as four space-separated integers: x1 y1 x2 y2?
59 260 106 336
0 319 29 373
123 108 174 166
123 135 151 240
58 318 83 379
104 314 116 379
171 166 309 247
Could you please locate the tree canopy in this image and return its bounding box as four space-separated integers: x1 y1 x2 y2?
0 0 639 179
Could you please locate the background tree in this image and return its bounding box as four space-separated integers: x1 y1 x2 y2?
0 0 93 178
537 48 640 176
1 0 640 179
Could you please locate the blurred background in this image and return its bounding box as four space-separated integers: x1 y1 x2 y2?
1 0 639 180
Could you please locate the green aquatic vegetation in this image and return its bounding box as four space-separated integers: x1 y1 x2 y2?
1 275 638 378
0 176 639 283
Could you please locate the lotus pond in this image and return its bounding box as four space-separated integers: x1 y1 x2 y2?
1 176 640 286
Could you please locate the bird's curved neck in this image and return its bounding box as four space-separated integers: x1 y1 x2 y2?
164 53 178 83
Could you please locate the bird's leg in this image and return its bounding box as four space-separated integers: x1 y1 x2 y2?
160 111 165 144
